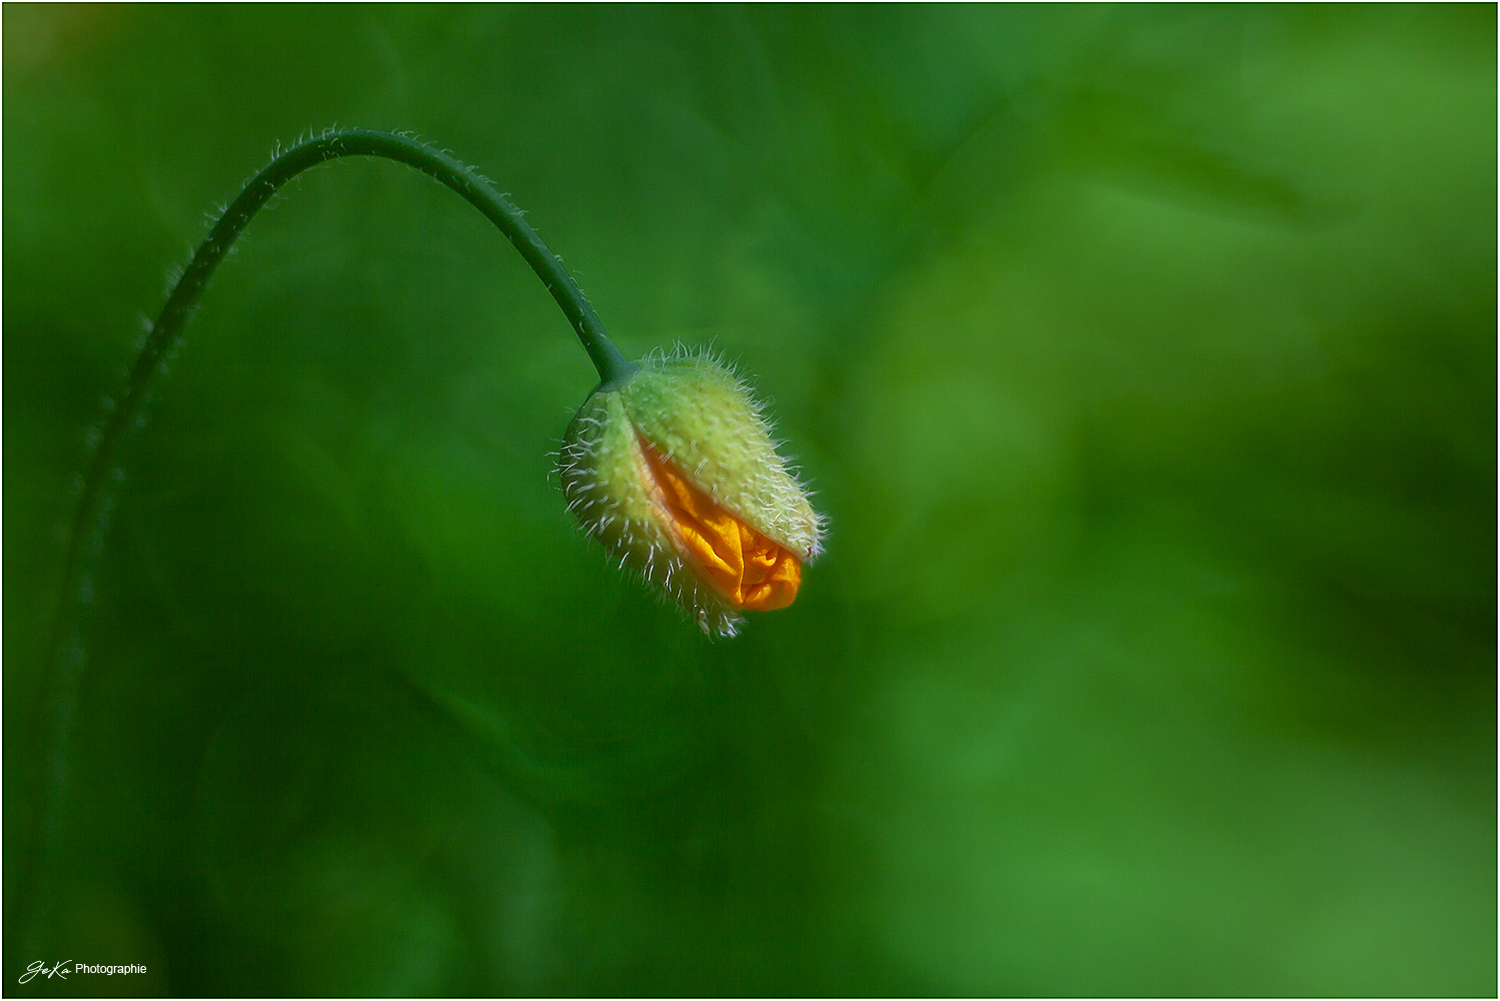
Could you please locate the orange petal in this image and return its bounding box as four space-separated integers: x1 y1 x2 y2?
638 436 801 611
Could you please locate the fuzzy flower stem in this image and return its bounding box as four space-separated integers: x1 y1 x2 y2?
20 127 635 961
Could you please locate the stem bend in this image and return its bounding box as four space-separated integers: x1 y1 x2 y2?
21 127 635 960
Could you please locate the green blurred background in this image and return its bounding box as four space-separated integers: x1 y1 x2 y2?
4 4 1494 996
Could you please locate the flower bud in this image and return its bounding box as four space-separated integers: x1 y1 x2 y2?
559 349 824 636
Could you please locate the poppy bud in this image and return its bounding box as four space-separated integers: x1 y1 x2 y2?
559 349 824 636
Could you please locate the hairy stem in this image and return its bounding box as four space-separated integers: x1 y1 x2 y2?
19 127 635 958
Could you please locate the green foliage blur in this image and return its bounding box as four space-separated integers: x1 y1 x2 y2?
4 5 1494 996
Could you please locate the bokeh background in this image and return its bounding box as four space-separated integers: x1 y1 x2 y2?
4 4 1495 996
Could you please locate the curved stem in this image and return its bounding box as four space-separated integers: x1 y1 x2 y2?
18 127 635 959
